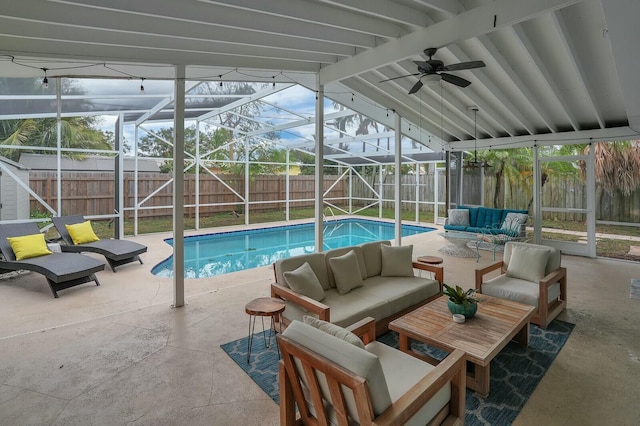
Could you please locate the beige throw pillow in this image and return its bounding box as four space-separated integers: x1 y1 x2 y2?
303 316 365 349
283 262 326 301
380 244 414 277
328 250 364 295
506 245 550 282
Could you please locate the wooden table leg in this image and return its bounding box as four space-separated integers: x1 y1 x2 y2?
466 362 490 397
398 333 410 353
514 322 530 346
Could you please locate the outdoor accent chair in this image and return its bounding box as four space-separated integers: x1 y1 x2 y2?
0 222 104 298
277 317 466 426
52 215 147 272
475 241 567 329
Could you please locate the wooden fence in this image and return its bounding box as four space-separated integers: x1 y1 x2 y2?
28 171 640 223
29 172 346 218
350 174 640 223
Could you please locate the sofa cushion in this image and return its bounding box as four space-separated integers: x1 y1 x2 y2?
360 240 391 278
366 341 451 426
328 250 364 295
282 320 392 419
319 287 391 328
303 315 365 349
325 246 367 288
476 207 504 228
448 209 470 226
380 244 413 277
275 252 331 290
460 205 480 227
482 274 561 306
363 276 440 314
283 261 326 302
506 244 550 282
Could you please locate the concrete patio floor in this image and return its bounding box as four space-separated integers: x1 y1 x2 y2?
0 221 638 425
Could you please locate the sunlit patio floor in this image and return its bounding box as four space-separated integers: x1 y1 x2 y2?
0 220 638 425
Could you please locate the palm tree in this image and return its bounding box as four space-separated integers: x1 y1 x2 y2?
582 141 640 197
1 116 112 162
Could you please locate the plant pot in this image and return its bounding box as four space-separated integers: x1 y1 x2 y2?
447 299 478 319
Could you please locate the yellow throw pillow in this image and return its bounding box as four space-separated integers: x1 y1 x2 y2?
7 233 52 260
65 221 100 245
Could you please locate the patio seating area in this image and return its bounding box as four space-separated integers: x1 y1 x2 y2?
0 224 638 424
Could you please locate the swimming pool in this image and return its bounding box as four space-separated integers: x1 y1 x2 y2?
151 218 435 278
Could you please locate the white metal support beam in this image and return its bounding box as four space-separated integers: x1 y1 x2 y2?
314 78 324 252
173 65 186 309
394 111 402 246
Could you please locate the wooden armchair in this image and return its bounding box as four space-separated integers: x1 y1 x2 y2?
277 317 466 426
475 241 567 329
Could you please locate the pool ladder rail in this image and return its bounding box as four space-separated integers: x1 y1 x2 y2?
323 206 336 222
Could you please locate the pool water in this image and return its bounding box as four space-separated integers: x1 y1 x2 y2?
151 218 435 278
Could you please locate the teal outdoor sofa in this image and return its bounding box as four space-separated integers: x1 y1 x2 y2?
444 205 529 237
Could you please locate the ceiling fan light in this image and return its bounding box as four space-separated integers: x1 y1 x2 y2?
422 74 441 85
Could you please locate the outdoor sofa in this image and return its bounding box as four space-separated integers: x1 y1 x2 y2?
445 205 529 238
271 240 443 337
0 222 104 298
52 215 147 272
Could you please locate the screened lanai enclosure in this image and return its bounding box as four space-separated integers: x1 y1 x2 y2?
0 75 458 231
2 1 640 304
2 74 640 263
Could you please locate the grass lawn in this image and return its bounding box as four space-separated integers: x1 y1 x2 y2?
38 207 637 261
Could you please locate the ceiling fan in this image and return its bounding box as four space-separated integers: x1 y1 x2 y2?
379 47 486 94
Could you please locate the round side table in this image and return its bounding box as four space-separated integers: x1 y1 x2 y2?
245 297 286 363
416 255 444 279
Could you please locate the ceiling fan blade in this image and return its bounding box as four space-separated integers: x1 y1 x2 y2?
408 80 424 94
379 73 421 83
442 61 486 71
441 73 471 87
413 60 434 72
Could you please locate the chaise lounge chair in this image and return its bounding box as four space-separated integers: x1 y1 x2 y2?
0 222 104 298
52 215 147 272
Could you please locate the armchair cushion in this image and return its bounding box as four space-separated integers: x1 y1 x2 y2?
482 274 561 306
282 320 392 418
303 315 365 349
366 341 451 426
283 261 326 302
506 244 550 282
380 244 413 277
328 250 364 295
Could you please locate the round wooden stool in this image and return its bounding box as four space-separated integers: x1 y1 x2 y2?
416 256 444 279
417 255 444 266
245 297 286 363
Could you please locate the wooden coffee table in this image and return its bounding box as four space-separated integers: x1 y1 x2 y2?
389 294 535 397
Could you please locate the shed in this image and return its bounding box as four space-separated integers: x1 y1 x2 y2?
0 157 30 221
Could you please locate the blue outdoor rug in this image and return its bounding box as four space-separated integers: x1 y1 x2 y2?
221 320 574 425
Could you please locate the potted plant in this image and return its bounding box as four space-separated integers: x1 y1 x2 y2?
442 283 480 318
